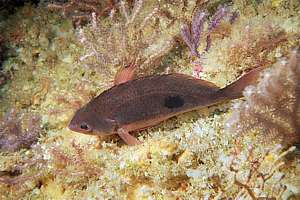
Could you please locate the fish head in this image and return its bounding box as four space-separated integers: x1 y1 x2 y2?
68 105 116 136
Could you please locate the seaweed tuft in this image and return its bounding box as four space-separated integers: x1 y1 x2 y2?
78 0 194 83
0 109 42 152
47 0 120 27
226 51 300 145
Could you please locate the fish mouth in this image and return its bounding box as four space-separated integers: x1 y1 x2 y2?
68 120 112 136
67 121 90 134
68 122 78 132
68 123 103 136
68 123 83 133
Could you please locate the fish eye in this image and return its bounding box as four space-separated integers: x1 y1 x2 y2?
80 123 89 130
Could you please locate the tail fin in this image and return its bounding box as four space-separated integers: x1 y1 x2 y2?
219 66 266 99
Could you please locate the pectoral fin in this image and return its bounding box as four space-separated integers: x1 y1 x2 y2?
117 128 141 145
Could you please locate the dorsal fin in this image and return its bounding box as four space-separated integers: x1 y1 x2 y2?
167 73 220 90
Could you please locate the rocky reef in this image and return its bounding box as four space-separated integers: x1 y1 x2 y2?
0 0 299 199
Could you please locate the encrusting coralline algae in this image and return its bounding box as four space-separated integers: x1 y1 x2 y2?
0 0 299 199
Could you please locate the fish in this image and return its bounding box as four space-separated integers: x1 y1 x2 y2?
69 66 264 145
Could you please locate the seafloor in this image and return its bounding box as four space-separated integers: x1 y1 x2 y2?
0 0 300 199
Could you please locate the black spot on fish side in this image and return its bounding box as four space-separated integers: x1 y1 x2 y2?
164 95 184 109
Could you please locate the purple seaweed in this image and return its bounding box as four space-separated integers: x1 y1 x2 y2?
192 11 207 49
181 6 235 57
205 6 229 52
181 10 207 57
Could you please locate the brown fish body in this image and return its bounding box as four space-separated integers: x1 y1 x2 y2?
69 68 263 144
97 74 225 128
